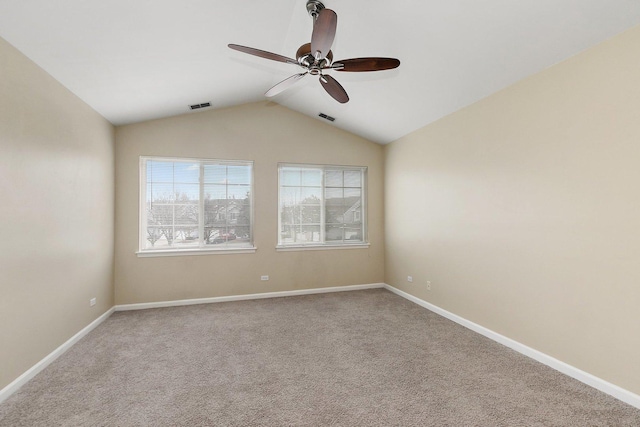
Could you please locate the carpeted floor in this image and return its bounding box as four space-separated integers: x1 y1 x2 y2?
1 288 639 426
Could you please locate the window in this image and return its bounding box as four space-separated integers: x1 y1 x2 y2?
139 157 254 255
278 164 367 248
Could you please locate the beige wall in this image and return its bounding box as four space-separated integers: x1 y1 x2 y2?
0 37 115 390
114 102 384 304
385 25 640 394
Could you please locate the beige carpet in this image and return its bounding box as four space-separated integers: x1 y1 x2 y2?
1 289 639 426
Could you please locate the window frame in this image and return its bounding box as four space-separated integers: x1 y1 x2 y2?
276 163 369 251
137 156 256 257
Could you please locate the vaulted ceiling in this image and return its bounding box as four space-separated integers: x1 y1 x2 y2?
1 1 639 144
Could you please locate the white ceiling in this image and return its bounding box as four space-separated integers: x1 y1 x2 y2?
1 1 639 144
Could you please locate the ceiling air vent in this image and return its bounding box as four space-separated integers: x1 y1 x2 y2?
318 113 335 122
190 102 211 110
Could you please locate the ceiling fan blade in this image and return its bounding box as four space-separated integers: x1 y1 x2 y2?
265 73 308 97
331 57 401 72
311 9 337 60
319 74 349 104
228 44 298 65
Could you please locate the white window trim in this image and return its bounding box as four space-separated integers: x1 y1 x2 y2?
138 156 255 256
275 243 370 252
277 163 368 250
137 247 257 257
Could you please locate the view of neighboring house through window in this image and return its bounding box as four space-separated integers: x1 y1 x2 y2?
140 157 253 252
278 164 367 247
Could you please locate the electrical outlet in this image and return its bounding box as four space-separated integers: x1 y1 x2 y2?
261 275 269 281
426 281 431 290
407 276 413 282
90 298 96 307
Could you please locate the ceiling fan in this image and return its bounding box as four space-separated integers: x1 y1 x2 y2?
228 0 400 104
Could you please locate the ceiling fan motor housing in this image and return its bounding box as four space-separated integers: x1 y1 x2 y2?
296 43 333 72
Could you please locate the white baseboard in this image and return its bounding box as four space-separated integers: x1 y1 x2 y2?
383 283 640 410
0 307 115 404
115 283 386 311
9 283 636 411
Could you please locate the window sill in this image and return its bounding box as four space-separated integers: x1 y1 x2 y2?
137 247 257 257
276 243 370 252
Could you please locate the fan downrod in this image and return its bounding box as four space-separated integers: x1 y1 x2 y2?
306 0 325 19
